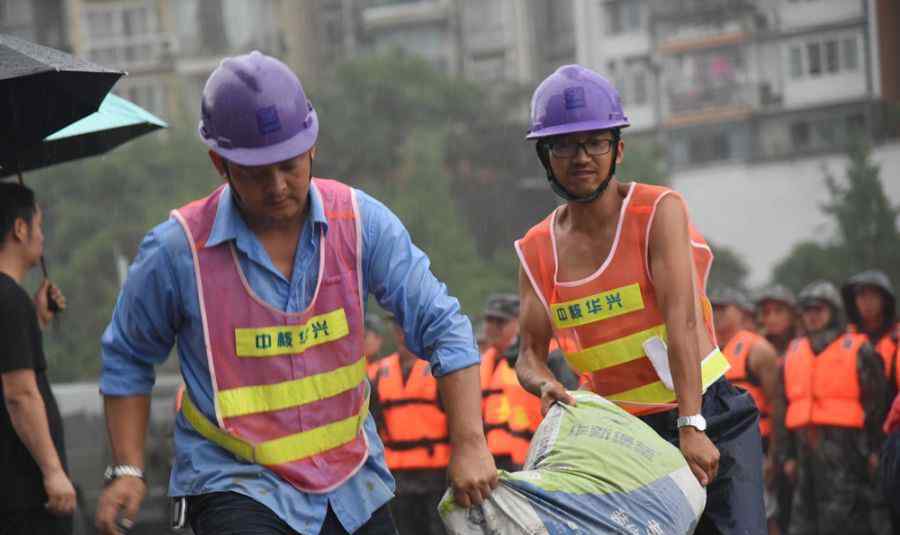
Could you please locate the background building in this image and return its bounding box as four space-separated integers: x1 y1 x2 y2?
574 0 899 283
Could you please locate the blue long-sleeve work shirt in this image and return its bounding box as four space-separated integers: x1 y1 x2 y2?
100 181 479 533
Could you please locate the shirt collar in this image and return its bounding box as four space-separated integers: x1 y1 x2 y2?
205 182 329 249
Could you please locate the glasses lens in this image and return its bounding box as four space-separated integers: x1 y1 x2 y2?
584 139 612 155
549 141 576 158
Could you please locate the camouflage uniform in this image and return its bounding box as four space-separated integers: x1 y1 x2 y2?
841 269 899 535
778 281 889 535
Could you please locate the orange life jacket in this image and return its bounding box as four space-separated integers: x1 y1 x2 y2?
784 334 867 430
481 347 518 459
848 323 898 385
515 183 729 416
376 354 450 470
723 330 771 437
488 358 542 466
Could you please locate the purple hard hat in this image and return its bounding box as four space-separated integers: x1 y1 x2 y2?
198 51 318 166
526 65 630 140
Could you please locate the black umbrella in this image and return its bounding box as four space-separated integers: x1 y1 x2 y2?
0 33 123 160
0 93 168 178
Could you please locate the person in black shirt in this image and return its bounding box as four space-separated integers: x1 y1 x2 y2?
0 182 72 534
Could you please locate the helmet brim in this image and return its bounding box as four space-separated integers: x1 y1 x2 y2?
200 109 319 167
526 119 630 140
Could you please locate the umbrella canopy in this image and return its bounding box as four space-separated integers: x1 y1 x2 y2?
0 33 123 158
0 93 168 178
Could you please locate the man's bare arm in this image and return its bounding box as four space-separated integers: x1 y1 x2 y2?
648 194 719 485
2 369 76 514
515 265 576 414
437 365 498 507
748 338 781 485
648 195 704 417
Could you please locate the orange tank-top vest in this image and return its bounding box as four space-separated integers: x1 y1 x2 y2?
515 182 730 416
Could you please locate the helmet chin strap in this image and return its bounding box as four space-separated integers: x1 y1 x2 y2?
536 135 619 204
222 160 246 208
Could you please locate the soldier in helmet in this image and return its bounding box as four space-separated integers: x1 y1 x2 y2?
94 52 496 534
756 285 801 358
514 65 765 534
778 280 888 535
842 270 899 393
479 293 538 470
710 287 782 533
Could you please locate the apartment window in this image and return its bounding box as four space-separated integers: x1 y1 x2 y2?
847 113 865 134
791 114 864 152
816 119 836 145
791 122 811 150
82 2 164 68
807 43 822 76
790 46 803 79
688 134 731 164
123 6 150 36
842 38 858 70
606 0 642 35
791 34 859 79
825 40 839 73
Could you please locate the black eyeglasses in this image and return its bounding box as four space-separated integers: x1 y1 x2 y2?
547 137 614 159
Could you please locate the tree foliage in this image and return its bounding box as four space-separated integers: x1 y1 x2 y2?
708 241 750 291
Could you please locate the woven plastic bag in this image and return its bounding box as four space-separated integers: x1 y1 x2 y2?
439 391 706 534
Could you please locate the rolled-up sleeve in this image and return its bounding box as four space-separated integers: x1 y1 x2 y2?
357 190 479 377
99 221 184 396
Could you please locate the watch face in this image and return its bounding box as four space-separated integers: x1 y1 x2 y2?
678 415 706 431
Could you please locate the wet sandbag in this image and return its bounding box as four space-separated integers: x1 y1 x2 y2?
439 391 706 534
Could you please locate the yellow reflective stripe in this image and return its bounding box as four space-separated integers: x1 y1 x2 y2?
217 357 367 418
183 388 370 466
255 396 369 465
551 283 645 329
699 349 731 389
565 324 668 373
606 349 731 404
182 391 256 461
607 380 677 404
234 308 349 358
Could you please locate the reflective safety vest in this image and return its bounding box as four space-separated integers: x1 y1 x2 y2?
515 182 729 416
784 334 867 430
375 354 450 470
723 330 771 437
173 179 369 494
367 361 379 381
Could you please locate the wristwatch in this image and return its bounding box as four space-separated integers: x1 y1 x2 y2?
676 414 707 432
104 464 145 485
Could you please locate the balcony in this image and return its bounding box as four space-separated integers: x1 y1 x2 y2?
362 0 449 31
657 27 749 55
665 82 760 127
